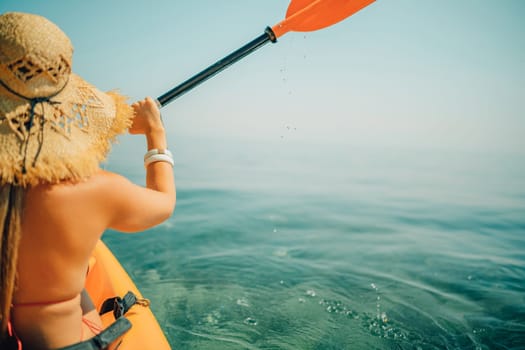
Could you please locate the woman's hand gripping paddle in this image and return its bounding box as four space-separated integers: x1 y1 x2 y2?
156 0 375 107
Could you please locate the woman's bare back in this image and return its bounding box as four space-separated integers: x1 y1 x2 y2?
12 172 115 348
12 164 175 348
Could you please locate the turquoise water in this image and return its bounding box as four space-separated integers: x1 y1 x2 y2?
104 137 525 349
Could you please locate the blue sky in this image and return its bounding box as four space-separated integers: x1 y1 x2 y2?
2 0 524 154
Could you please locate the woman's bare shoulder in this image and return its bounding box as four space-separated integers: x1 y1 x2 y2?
91 169 131 184
82 170 139 199
28 170 135 207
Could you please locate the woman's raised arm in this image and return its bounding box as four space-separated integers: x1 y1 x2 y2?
104 97 176 232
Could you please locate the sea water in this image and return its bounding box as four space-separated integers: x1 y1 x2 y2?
103 135 525 349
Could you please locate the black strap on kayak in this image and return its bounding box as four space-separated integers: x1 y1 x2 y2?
99 291 150 319
55 291 148 350
55 317 132 350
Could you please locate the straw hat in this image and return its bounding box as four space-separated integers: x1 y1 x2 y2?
0 12 133 186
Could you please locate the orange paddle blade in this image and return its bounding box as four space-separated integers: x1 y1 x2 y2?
272 0 375 38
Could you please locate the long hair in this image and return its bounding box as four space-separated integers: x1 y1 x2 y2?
0 184 24 335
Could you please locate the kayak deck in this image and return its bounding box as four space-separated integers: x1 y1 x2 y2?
85 240 171 349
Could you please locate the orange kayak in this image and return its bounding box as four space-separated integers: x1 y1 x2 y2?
85 240 171 349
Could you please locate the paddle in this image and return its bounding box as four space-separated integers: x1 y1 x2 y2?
156 0 375 107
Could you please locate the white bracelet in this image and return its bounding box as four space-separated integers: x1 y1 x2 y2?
144 148 173 161
144 153 174 168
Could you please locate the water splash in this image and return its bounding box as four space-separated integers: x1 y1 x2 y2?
311 284 409 341
319 299 356 318
371 283 382 322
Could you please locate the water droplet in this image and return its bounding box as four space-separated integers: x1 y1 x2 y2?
274 248 288 257
298 298 305 303
473 328 486 334
371 283 377 290
273 228 278 233
306 289 316 297
236 298 250 307
244 317 257 326
205 313 219 325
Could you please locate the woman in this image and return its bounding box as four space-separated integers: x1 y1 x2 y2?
0 12 175 349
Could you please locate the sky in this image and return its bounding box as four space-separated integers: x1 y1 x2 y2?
1 0 524 154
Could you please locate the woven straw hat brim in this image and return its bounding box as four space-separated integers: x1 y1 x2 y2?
0 73 133 186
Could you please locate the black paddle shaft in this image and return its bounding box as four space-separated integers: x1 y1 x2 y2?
156 27 277 107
